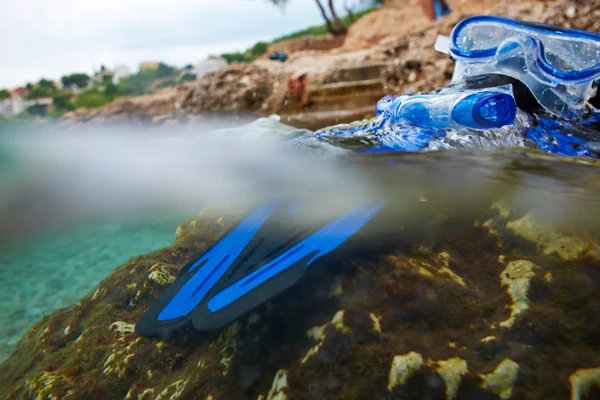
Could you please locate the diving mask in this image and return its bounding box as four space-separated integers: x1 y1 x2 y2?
439 15 600 121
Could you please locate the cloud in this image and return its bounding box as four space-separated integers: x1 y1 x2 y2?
0 0 335 87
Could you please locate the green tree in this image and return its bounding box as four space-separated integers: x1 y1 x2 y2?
61 73 90 89
221 52 248 63
0 89 9 100
38 79 56 90
101 74 114 85
27 79 58 99
156 63 175 78
117 68 165 95
249 41 269 58
74 89 112 109
104 82 119 97
52 92 75 112
156 79 177 89
180 73 197 82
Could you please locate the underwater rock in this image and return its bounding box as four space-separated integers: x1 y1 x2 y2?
0 191 599 400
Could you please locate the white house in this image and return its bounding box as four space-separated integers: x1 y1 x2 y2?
112 65 131 84
0 99 12 117
0 97 52 117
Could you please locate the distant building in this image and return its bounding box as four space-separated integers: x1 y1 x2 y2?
0 87 52 117
11 87 28 98
0 99 12 117
112 65 131 84
64 83 82 94
139 61 160 71
9 87 29 116
89 69 114 87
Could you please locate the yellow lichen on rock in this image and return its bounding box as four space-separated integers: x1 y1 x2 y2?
482 219 500 237
140 389 155 400
417 266 434 278
174 224 185 240
148 264 176 285
103 337 141 377
155 380 188 400
569 367 600 400
408 252 466 288
109 321 135 335
491 201 511 219
387 352 424 391
328 276 344 297
427 357 468 400
217 322 241 375
91 287 106 300
479 358 519 399
370 313 382 333
265 369 288 400
301 310 350 364
331 310 350 333
25 371 73 400
506 213 595 261
499 260 538 328
302 322 326 364
435 252 467 288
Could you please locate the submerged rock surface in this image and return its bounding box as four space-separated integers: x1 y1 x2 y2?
1 150 599 400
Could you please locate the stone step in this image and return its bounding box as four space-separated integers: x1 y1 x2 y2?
322 63 388 83
310 88 384 103
310 78 383 97
307 92 382 112
280 106 376 131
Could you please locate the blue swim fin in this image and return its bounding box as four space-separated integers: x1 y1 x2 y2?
136 201 383 338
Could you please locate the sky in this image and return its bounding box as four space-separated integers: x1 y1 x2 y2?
0 0 368 88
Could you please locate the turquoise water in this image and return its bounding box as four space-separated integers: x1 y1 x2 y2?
0 216 183 360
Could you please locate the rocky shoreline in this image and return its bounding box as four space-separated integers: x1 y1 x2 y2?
58 0 600 130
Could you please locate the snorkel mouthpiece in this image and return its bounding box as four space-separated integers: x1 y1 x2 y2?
451 91 517 129
381 85 517 130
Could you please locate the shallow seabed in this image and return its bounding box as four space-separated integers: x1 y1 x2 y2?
0 217 182 361
0 117 599 399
